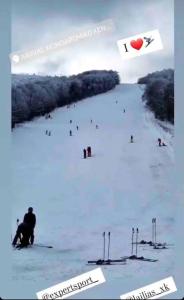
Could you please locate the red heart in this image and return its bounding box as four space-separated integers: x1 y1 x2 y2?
130 38 143 50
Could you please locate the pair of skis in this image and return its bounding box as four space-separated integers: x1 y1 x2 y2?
125 227 158 262
88 232 126 265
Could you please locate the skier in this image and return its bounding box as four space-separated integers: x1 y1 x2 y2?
87 146 92 157
158 138 162 147
116 100 118 104
23 207 36 245
96 125 99 129
83 149 87 159
46 130 48 135
70 130 72 136
91 119 93 123
12 222 32 248
130 135 134 143
76 126 79 130
48 131 51 136
124 109 125 113
70 120 72 124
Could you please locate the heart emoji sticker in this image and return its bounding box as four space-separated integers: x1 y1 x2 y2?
130 38 143 50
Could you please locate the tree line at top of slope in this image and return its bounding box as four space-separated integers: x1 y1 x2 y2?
138 69 174 124
12 70 120 128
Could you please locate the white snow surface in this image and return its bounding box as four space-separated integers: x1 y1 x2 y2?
12 84 176 299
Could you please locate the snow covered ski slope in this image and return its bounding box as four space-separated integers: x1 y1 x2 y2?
12 84 175 298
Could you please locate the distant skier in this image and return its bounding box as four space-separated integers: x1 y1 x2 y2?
83 149 87 159
70 120 72 124
87 146 92 157
124 109 126 113
116 100 118 104
158 138 162 147
130 135 134 143
76 126 79 130
23 207 36 245
48 131 51 136
70 130 72 136
91 119 93 123
96 125 99 129
46 130 48 135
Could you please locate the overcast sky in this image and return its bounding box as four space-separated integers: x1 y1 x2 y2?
12 0 174 83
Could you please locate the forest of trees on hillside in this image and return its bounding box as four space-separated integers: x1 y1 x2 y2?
138 69 174 124
12 70 119 127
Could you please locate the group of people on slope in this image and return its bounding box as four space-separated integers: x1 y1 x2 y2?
83 147 92 159
12 207 36 249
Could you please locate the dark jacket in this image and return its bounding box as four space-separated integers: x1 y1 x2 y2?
23 212 36 229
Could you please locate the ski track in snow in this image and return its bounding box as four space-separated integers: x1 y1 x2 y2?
12 84 176 298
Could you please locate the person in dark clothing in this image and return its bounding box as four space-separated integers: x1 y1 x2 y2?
158 138 162 147
76 126 79 130
124 109 125 113
70 120 72 124
96 125 99 129
46 130 48 135
12 222 32 248
87 146 92 157
83 149 87 159
23 207 36 245
70 130 72 136
130 135 134 143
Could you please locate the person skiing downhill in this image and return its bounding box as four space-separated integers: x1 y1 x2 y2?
76 126 79 130
70 130 72 136
23 207 36 245
70 120 72 124
130 135 134 143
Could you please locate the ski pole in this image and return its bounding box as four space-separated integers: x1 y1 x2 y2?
152 218 154 245
131 228 135 255
136 228 139 257
155 218 157 245
16 218 20 244
107 232 111 260
103 232 105 260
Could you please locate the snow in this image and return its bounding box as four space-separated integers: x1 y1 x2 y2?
12 84 177 299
